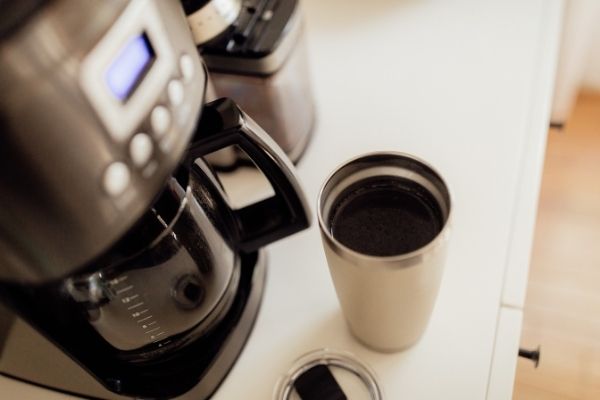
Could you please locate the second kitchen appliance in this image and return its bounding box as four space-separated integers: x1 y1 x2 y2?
184 0 316 163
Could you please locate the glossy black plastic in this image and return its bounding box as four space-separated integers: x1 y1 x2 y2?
188 98 310 252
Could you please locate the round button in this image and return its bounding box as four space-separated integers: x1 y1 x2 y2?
179 54 195 83
262 10 274 21
151 106 171 138
103 162 130 197
129 133 154 167
168 80 184 107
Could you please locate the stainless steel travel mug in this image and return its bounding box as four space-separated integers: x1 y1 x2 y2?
317 152 451 352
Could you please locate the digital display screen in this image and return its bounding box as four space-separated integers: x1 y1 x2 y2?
105 33 155 101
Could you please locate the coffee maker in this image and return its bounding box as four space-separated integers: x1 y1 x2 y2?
0 0 310 399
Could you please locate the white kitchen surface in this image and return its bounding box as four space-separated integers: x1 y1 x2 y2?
0 0 563 399
216 0 562 399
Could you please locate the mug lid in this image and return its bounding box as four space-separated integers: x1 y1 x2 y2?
274 349 383 400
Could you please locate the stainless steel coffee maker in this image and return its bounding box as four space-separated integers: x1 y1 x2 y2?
0 0 310 398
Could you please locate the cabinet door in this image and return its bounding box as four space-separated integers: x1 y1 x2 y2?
487 307 523 400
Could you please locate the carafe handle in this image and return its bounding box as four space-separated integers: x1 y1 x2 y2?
186 98 311 253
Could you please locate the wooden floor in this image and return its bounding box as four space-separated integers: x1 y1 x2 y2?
513 91 600 399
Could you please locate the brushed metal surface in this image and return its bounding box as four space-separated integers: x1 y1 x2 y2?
0 0 206 283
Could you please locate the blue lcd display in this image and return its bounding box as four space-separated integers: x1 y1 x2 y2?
105 34 155 101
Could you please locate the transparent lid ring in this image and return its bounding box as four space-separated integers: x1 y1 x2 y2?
274 349 383 400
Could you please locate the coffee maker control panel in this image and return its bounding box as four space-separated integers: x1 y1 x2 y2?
79 0 204 197
99 52 198 198
0 0 207 283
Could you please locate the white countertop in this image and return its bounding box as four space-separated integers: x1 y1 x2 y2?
216 0 562 399
0 0 562 399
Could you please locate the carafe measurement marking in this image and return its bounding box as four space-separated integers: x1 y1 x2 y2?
131 309 148 318
113 278 167 346
127 302 144 310
109 276 128 285
137 315 153 323
121 294 139 304
116 285 133 294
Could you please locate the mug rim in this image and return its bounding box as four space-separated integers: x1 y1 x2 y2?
317 151 452 266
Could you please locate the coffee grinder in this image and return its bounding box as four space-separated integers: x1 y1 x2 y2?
183 0 316 163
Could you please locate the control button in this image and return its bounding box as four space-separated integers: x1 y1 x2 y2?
129 133 154 167
160 135 177 153
103 162 130 197
179 54 195 83
262 10 274 21
151 106 171 138
143 160 158 178
168 80 184 107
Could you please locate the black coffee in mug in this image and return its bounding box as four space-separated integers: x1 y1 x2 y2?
329 176 444 257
